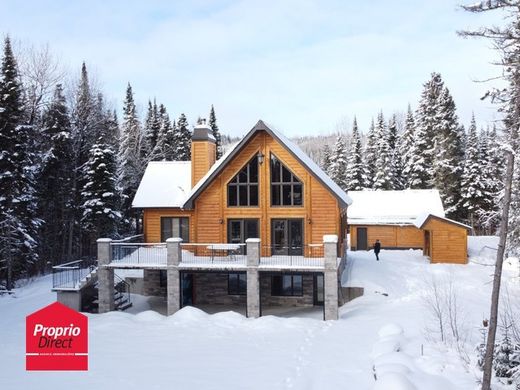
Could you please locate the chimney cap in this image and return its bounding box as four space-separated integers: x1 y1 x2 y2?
192 122 216 142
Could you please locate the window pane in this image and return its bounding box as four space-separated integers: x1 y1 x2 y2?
272 184 281 206
172 218 180 238
161 218 172 242
271 156 281 182
282 184 292 205
271 275 282 295
282 166 291 182
293 275 303 295
180 218 190 242
249 157 258 183
249 185 258 206
228 185 237 206
238 167 248 183
238 274 247 294
293 184 302 205
282 275 292 295
239 186 248 206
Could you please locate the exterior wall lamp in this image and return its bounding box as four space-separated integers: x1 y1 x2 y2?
257 151 265 165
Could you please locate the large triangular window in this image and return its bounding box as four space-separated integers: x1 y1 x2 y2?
270 154 303 206
227 155 259 206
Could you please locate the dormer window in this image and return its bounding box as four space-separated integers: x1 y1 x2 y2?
227 155 259 207
270 154 303 206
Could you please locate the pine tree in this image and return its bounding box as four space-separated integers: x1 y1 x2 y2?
329 136 348 190
363 118 378 188
388 114 404 189
485 125 506 233
400 105 416 188
461 115 487 228
0 36 39 288
209 105 223 159
117 83 142 228
432 87 464 219
321 144 332 176
142 99 160 161
414 72 445 186
37 84 74 266
151 104 175 161
175 113 192 161
345 118 365 190
81 142 120 239
373 112 395 190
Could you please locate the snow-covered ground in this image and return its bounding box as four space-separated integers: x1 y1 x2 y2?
1 236 518 389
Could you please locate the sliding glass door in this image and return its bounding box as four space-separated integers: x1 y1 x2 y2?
271 219 303 256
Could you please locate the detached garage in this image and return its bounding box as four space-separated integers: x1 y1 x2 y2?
347 189 471 264
414 213 471 264
348 190 445 251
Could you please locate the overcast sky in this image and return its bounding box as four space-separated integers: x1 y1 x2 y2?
0 0 506 137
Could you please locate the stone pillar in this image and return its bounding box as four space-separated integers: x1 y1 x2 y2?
166 238 182 315
323 235 339 321
246 238 261 318
97 238 114 313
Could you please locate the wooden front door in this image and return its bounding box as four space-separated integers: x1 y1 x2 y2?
271 219 304 256
357 227 368 250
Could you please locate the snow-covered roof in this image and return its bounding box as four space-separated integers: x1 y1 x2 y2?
183 120 352 208
347 189 445 225
413 212 472 230
132 162 191 208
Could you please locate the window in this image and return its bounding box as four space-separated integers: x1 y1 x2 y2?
161 217 189 242
228 219 259 255
228 156 259 206
228 273 247 295
270 154 303 206
159 270 167 288
271 274 303 296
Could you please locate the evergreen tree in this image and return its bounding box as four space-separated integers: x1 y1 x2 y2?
175 113 192 161
432 87 464 219
321 144 332 176
414 72 445 186
373 112 394 190
400 105 416 188
0 36 39 288
117 83 142 228
363 118 377 188
81 142 120 239
345 118 365 190
142 99 160 161
461 115 487 228
151 104 175 161
209 105 223 159
388 114 404 189
37 84 74 267
329 136 348 190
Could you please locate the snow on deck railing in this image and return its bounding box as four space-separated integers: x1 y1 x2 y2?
112 234 144 243
180 243 247 266
52 258 96 289
110 242 167 266
260 244 324 268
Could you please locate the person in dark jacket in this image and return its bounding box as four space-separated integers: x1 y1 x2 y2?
374 239 381 261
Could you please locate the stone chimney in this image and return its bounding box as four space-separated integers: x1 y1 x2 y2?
191 119 216 188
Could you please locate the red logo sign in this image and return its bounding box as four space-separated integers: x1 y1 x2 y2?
26 301 88 370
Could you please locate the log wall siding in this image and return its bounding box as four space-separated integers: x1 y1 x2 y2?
422 218 468 264
350 225 423 249
142 130 343 246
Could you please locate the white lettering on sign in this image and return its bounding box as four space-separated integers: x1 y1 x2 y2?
33 324 81 339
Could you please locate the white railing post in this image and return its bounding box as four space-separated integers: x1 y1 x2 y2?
246 238 261 318
97 238 114 313
166 238 182 315
323 235 339 320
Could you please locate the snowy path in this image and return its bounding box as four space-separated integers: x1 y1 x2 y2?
1 237 519 389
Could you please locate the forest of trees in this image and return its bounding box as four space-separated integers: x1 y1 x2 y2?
321 72 505 236
0 36 223 290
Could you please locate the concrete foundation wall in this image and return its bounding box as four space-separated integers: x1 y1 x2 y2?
260 274 314 307
193 273 247 306
125 276 144 295
57 291 82 311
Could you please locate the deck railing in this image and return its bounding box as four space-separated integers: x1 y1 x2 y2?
52 258 96 289
260 244 324 268
180 243 247 265
110 243 167 266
